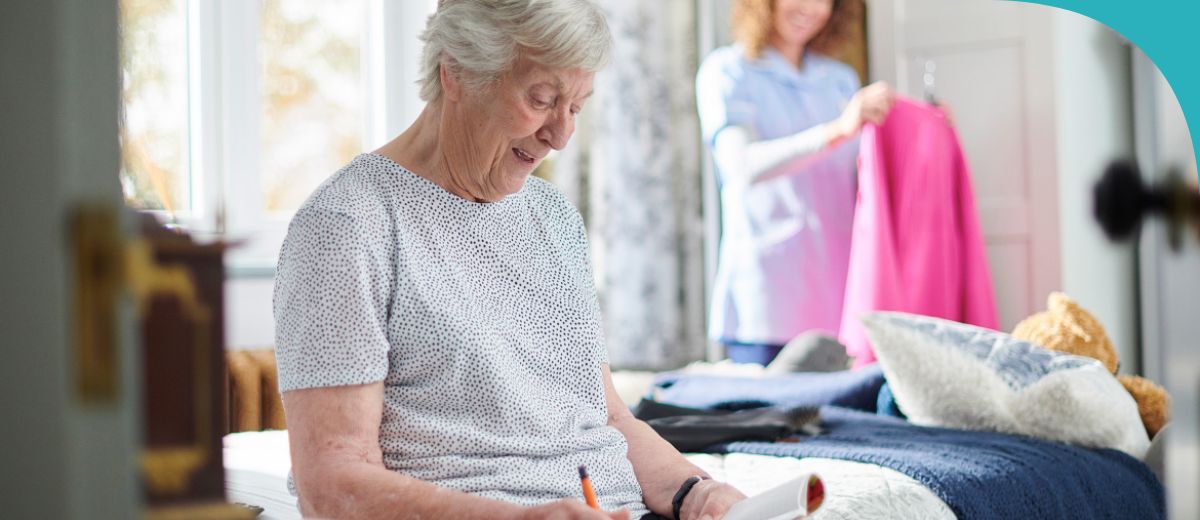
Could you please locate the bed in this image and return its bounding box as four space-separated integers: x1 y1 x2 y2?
223 357 952 519
224 430 953 520
223 351 1164 519
224 410 1161 520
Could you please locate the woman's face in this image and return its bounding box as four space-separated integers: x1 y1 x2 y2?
771 0 834 51
447 56 593 201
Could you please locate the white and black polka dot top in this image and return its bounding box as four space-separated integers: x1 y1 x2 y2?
274 153 648 516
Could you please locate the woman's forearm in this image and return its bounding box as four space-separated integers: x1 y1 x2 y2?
611 413 710 516
712 121 850 186
298 459 525 520
285 384 522 519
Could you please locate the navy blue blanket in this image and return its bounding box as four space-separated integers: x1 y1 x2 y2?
652 365 886 412
712 407 1164 520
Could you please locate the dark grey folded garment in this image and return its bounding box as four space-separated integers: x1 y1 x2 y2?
633 399 821 452
765 332 852 374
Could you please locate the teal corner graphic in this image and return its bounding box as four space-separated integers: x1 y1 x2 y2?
1012 0 1200 183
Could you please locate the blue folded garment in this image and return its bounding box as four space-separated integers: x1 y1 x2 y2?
650 365 886 412
713 407 1165 520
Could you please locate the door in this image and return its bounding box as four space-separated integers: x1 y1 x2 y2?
0 1 139 518
867 0 1061 329
1133 47 1200 519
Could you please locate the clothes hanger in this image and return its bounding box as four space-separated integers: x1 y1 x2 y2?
922 59 938 106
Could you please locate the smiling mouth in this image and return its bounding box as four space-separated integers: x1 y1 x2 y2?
513 148 536 164
786 15 814 29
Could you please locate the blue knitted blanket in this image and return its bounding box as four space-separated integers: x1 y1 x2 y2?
712 407 1164 520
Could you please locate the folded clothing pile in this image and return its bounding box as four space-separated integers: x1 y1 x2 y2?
633 399 819 451
649 363 886 413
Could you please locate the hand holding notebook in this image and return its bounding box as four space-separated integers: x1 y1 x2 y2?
722 473 825 520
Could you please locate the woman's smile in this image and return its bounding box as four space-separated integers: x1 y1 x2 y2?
512 146 537 166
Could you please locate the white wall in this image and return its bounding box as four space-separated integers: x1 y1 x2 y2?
1051 10 1139 373
227 276 277 349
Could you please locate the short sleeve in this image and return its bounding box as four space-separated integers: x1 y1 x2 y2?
553 188 608 367
273 205 393 392
696 49 757 147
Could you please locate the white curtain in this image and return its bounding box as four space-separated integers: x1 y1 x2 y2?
551 0 706 370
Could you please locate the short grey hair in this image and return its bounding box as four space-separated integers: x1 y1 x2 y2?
417 0 612 102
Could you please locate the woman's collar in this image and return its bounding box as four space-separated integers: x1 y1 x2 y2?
761 46 811 75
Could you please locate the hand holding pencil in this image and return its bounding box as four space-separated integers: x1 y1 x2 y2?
507 465 629 519
579 465 600 509
506 465 629 519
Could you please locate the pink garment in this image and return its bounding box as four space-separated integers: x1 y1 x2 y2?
839 97 999 367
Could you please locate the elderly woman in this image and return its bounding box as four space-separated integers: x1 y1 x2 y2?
273 1 746 519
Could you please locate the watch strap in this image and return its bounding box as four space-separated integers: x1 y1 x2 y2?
671 475 709 520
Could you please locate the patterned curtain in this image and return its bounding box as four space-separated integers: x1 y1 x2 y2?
548 0 706 370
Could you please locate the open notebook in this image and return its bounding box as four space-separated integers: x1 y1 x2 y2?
723 473 824 520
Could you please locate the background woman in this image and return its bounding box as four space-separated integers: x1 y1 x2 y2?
696 0 895 364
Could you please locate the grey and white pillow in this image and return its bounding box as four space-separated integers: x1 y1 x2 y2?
862 312 1150 458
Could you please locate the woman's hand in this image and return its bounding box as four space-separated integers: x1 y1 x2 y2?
831 81 896 143
515 500 630 520
935 100 956 126
678 480 748 520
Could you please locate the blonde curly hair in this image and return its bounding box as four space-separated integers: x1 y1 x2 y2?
731 0 863 60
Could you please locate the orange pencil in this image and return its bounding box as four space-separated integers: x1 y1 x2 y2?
578 465 600 509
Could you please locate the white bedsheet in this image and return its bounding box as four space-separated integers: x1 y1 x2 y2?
224 430 300 520
687 453 953 520
224 431 953 519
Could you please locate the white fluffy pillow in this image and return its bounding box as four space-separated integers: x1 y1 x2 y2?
862 312 1150 458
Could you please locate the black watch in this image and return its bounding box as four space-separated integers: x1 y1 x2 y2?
670 475 709 520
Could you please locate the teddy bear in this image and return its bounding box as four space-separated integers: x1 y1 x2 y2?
1011 292 1170 438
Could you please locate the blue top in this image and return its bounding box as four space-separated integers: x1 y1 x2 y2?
696 45 861 344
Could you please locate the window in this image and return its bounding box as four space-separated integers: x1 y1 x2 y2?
259 0 366 213
119 0 191 213
118 0 436 269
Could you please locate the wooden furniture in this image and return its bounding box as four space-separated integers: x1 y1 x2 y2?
133 216 254 520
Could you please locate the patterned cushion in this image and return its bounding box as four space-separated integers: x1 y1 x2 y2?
861 312 1150 457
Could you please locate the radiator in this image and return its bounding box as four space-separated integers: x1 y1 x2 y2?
226 349 287 433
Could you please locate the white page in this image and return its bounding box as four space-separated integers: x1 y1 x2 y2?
722 473 817 520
